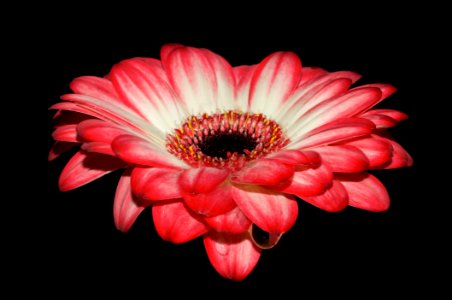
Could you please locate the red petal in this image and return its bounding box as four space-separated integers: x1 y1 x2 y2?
179 168 234 216
342 135 393 168
114 169 146 232
298 67 329 87
231 159 295 185
131 167 182 201
70 76 123 107
111 134 184 169
232 185 298 233
204 207 252 234
302 180 349 212
204 231 261 281
48 141 77 161
361 109 408 128
359 83 397 101
152 201 208 244
81 142 115 156
374 137 413 169
271 163 333 198
337 173 390 212
249 52 302 115
52 124 79 142
77 119 129 143
265 150 321 167
314 145 369 172
162 46 235 114
291 118 375 149
59 151 125 192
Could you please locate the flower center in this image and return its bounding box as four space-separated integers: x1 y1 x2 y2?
166 111 289 170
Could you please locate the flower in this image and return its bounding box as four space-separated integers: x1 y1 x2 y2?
49 44 412 281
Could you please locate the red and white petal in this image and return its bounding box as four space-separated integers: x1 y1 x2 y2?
301 180 349 212
131 167 182 201
77 119 130 143
152 201 208 244
111 134 185 169
48 141 77 161
52 124 79 142
179 168 233 216
110 58 184 130
298 67 329 87
204 231 261 281
204 206 252 234
342 135 393 168
337 173 390 212
233 65 255 111
361 109 408 128
279 78 353 129
270 163 333 198
249 52 302 116
114 169 146 232
289 118 375 149
314 145 369 173
59 151 125 191
231 159 295 185
359 83 397 102
232 185 298 233
70 76 122 107
290 87 382 138
162 46 235 115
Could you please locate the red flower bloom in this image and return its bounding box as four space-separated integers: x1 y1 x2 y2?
50 44 412 281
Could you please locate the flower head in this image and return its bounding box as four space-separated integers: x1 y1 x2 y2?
50 44 412 281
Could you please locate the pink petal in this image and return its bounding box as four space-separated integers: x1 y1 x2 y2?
342 135 393 168
249 52 302 115
374 137 413 169
314 145 369 172
265 150 321 167
231 159 295 185
293 87 382 136
302 180 349 212
179 168 235 216
337 173 390 212
70 76 123 107
52 124 79 142
204 231 261 281
162 46 235 114
204 206 252 234
114 169 146 232
232 185 298 233
359 83 397 101
270 163 333 198
360 114 398 128
77 119 129 143
111 134 184 169
110 58 184 130
81 142 115 156
160 43 184 62
291 118 375 149
48 141 77 161
131 167 182 201
59 151 125 192
152 201 208 244
298 67 329 87
361 109 408 128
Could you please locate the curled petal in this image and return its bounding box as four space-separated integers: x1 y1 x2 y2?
231 159 294 185
265 150 320 167
59 151 125 191
337 173 390 212
81 142 115 156
114 169 146 232
77 119 130 143
179 167 230 193
205 207 252 234
204 231 261 281
314 145 369 173
48 141 77 161
374 136 413 169
232 185 298 233
342 135 393 168
131 167 182 201
152 201 208 244
302 180 349 212
52 124 79 142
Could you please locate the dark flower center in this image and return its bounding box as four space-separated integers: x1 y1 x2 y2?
198 133 258 159
166 111 288 170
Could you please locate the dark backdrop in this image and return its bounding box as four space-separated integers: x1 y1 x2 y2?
37 7 425 296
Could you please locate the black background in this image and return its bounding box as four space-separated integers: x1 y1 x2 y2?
34 6 429 296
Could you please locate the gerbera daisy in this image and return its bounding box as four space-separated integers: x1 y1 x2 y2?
49 44 412 281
